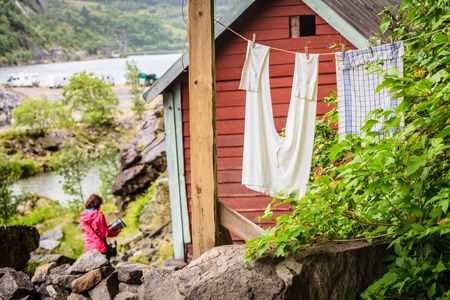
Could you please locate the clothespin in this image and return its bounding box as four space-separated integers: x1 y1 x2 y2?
305 46 309 60
341 44 345 58
252 34 256 48
367 40 373 56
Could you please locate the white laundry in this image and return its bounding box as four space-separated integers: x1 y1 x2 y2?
239 41 318 198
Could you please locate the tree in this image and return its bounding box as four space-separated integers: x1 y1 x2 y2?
245 1 450 299
98 137 121 201
125 59 146 119
0 147 28 225
62 72 119 127
49 136 91 212
12 98 72 134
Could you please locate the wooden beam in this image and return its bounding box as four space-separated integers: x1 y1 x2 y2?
173 84 191 245
163 92 185 259
188 0 219 258
219 201 265 242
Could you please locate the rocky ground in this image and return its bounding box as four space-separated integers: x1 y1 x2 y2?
0 240 392 300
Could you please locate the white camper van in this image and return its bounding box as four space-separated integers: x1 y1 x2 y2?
46 75 70 89
5 71 40 87
93 74 115 85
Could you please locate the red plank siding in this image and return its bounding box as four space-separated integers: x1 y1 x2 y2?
176 0 357 257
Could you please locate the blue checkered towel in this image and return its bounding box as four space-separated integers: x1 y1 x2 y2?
335 41 405 137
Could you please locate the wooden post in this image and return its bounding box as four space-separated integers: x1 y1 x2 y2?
188 0 219 258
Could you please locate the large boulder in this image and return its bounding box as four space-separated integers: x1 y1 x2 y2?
38 228 64 251
117 264 148 284
139 242 391 300
0 88 22 127
67 293 91 300
0 268 35 299
0 225 40 270
88 271 119 300
46 284 69 299
29 254 76 266
71 266 115 293
115 291 139 300
31 262 57 283
138 177 171 234
112 102 166 201
67 249 110 274
47 264 82 289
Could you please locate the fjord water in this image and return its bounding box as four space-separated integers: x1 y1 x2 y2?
0 53 181 86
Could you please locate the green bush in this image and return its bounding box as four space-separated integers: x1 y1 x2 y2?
62 72 119 127
12 98 72 134
245 1 450 299
0 147 40 225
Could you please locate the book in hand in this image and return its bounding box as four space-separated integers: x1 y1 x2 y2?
108 218 126 231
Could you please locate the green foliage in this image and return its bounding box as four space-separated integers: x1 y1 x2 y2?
121 182 155 235
12 98 72 133
49 136 92 211
11 202 56 226
98 137 121 201
62 72 119 127
23 261 41 278
245 1 450 299
3 153 41 178
125 60 146 119
0 147 38 225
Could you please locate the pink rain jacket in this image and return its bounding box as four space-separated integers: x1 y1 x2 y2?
80 209 119 253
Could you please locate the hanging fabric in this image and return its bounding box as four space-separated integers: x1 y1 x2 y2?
239 41 319 198
335 41 405 137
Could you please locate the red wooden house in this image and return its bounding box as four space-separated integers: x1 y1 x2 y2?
143 0 400 260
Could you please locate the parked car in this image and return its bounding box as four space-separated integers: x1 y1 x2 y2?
5 71 40 87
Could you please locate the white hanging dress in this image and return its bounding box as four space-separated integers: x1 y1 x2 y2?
239 41 319 198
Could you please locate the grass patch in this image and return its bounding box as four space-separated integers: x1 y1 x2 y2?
58 222 85 259
121 182 155 237
157 239 174 266
10 198 64 231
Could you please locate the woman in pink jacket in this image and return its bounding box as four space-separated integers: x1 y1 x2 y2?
80 194 121 257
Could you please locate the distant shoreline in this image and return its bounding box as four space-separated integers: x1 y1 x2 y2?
0 51 182 68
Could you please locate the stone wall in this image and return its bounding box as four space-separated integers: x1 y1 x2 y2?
140 241 392 300
0 241 392 299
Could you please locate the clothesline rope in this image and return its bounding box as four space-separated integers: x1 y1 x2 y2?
214 18 450 56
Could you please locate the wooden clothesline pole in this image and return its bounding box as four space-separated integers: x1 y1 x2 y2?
188 0 220 258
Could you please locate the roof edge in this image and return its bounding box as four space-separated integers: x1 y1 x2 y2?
302 0 367 49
